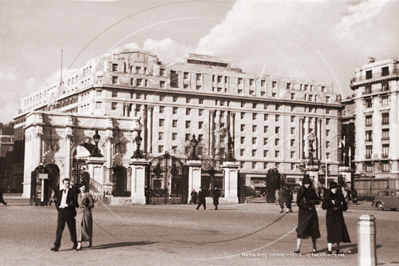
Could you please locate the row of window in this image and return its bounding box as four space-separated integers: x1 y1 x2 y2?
364 95 389 107
365 145 390 159
365 66 390 80
365 113 389 126
364 162 390 173
365 129 390 141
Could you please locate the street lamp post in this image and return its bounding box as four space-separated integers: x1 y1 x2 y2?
91 129 103 157
131 118 144 159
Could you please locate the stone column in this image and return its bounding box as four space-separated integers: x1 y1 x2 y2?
304 117 309 158
65 131 72 181
187 160 202 202
127 167 132 193
209 110 215 156
222 161 240 203
358 215 377 266
130 158 149 205
147 106 153 154
64 116 73 181
231 112 236 158
215 110 220 149
299 118 303 159
104 127 113 191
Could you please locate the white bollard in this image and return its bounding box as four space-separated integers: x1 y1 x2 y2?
358 215 377 266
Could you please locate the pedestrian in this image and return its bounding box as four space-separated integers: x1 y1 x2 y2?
48 188 56 206
275 189 279 205
0 186 7 206
294 175 321 254
213 187 220 210
51 178 78 252
284 185 293 213
322 182 351 254
190 189 197 204
277 186 285 213
75 182 95 251
352 189 358 204
196 187 206 210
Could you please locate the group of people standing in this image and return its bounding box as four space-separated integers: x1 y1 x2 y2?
51 178 95 252
295 175 351 254
277 185 293 213
191 187 220 210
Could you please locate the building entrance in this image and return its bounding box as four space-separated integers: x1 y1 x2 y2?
146 152 188 204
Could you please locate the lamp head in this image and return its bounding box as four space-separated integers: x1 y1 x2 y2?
93 129 100 144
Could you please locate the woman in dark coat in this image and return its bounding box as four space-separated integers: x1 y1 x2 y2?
295 175 321 254
75 182 95 250
322 182 351 254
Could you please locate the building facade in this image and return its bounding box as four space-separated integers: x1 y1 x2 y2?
14 48 342 199
350 57 399 183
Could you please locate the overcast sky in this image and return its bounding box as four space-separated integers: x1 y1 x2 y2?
1 0 398 124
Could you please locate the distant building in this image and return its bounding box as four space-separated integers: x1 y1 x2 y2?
14 48 342 200
0 123 14 157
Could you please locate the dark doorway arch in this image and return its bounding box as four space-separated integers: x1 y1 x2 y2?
112 165 129 197
30 163 60 206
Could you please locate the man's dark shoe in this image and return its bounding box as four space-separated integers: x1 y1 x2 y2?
51 246 59 252
72 243 77 249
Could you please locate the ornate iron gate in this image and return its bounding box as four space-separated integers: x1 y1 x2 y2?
146 152 188 204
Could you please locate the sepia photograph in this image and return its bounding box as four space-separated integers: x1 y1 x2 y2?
1 0 399 265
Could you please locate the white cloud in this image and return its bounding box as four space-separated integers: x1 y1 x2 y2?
142 38 193 62
334 0 390 38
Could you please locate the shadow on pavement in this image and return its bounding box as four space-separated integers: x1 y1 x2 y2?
90 241 157 250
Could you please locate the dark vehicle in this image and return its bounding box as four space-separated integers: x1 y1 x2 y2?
372 189 399 211
254 187 266 197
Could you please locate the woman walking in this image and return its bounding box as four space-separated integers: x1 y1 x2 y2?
75 182 95 251
322 182 351 254
295 175 321 254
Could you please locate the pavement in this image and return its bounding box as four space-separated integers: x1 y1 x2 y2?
1 195 398 266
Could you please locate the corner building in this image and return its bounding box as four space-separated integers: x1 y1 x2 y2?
350 57 399 185
15 48 342 199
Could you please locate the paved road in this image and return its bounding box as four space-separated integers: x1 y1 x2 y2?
1 198 398 266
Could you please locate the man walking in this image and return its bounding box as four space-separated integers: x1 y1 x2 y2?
0 186 7 206
51 178 78 251
196 187 206 210
284 185 293 213
213 187 220 210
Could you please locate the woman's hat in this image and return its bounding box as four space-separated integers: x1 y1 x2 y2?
330 182 338 189
302 175 312 184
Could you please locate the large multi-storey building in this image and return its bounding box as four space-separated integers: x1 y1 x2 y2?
14 48 342 199
350 57 399 183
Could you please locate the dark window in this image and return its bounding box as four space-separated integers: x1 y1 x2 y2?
365 98 372 108
382 67 389 76
366 146 372 159
366 70 372 79
366 131 372 141
382 82 389 91
382 113 389 125
365 85 371 94
366 116 372 126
